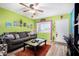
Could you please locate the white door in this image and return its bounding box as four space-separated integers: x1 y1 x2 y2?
55 19 69 43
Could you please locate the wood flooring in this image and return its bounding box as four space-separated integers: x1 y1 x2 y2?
8 42 67 56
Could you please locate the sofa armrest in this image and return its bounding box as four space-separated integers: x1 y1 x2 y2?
9 39 23 45
0 37 2 44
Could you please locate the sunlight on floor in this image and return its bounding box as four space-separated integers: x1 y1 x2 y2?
46 42 67 56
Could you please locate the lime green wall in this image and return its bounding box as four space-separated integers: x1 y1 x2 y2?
36 13 71 41
0 7 71 41
0 7 35 35
37 33 50 40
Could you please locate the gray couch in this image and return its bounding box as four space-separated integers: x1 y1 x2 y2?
1 32 37 52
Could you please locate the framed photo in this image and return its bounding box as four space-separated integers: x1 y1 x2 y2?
23 23 26 27
13 21 20 26
6 22 12 27
20 20 22 27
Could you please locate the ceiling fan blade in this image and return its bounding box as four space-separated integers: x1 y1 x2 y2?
19 3 29 8
35 3 39 6
37 9 44 12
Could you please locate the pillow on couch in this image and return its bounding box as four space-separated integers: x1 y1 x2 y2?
4 34 15 40
25 32 29 36
28 32 36 36
15 34 20 39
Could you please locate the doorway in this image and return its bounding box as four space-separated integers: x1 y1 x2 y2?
55 19 69 43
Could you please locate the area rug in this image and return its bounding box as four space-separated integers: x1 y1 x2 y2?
15 44 51 56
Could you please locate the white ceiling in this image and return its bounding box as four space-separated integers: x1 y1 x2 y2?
0 3 74 19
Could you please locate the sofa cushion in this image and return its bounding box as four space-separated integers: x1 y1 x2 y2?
9 37 30 45
28 32 36 36
22 37 30 41
8 39 23 45
25 32 29 36
19 32 27 38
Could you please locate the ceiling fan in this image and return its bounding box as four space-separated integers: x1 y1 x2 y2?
19 3 44 18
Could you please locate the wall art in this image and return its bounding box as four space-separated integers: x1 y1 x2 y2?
23 23 26 27
6 22 12 27
20 20 22 27
13 21 20 26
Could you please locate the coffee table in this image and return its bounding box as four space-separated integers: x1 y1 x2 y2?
23 38 47 56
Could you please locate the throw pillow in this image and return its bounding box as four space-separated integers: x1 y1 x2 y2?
4 34 15 40
15 34 20 39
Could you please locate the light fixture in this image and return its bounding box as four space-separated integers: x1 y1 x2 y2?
33 4 39 9
28 9 35 13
